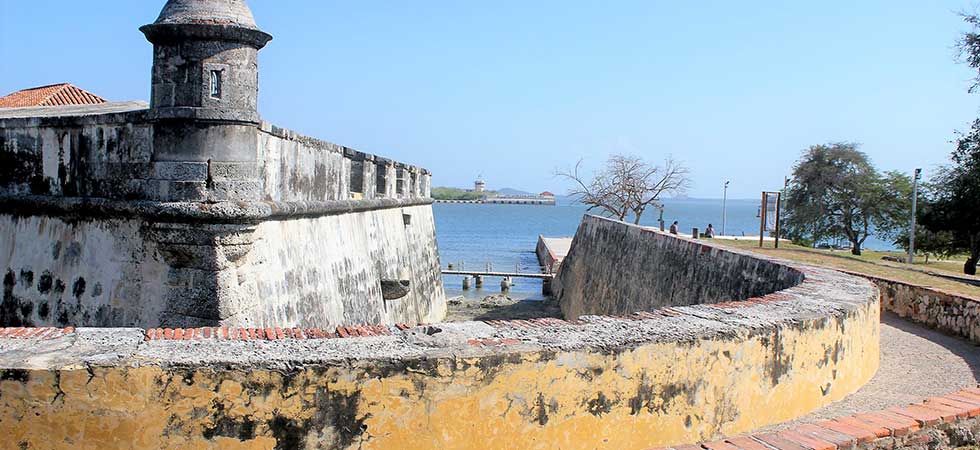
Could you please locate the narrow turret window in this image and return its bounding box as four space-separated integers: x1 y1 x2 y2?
209 70 222 99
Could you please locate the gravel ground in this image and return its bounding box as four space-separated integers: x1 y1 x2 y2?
760 311 980 432
444 295 562 322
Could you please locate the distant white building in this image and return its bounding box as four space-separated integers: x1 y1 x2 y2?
474 178 486 193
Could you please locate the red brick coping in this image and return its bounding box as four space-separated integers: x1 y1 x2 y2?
143 324 412 341
0 292 795 344
648 387 980 450
0 327 75 339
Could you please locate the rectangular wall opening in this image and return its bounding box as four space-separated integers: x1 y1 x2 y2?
395 168 405 196
375 163 387 197
350 159 364 194
209 70 222 99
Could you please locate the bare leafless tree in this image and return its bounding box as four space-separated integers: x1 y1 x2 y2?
557 154 690 224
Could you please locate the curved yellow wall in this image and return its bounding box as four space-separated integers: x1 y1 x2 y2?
0 299 878 450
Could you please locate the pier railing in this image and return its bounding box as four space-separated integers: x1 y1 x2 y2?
441 262 556 294
440 270 554 280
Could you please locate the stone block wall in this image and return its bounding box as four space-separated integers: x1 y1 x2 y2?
556 215 805 319
148 42 261 120
858 273 980 344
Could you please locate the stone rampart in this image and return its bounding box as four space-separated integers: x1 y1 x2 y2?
0 107 154 200
0 0 445 329
0 202 444 328
556 215 805 319
0 218 879 449
259 123 430 202
0 108 431 204
0 104 444 328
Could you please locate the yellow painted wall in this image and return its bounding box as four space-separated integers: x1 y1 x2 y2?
0 299 878 450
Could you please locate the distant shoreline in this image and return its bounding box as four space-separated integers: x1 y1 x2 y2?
434 197 556 206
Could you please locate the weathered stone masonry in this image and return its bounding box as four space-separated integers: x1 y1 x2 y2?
860 273 980 344
0 2 887 448
556 215 805 320
0 0 445 328
650 387 980 450
0 216 880 449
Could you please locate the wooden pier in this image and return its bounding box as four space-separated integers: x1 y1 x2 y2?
442 236 570 294
441 270 554 280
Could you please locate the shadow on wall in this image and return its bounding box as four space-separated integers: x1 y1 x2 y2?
880 312 980 383
556 215 806 319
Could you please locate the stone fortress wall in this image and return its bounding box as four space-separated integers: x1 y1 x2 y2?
0 1 889 448
556 215 805 319
0 0 445 329
0 109 430 204
0 216 880 449
0 106 444 329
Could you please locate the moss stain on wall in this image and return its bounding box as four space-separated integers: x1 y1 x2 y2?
0 301 878 450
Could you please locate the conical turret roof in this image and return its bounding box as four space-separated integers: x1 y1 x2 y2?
151 0 260 30
141 0 271 48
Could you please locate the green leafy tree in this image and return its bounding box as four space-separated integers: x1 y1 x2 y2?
874 170 917 245
430 186 495 201
956 13 980 92
929 13 980 274
893 225 955 264
783 143 910 256
919 119 980 275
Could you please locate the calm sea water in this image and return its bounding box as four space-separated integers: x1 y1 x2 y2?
434 197 893 299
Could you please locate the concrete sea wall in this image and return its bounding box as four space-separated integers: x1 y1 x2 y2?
0 216 880 449
556 215 805 319
535 235 563 273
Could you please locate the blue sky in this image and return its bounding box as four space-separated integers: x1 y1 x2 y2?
2 1 978 199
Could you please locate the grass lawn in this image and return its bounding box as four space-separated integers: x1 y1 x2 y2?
713 238 980 300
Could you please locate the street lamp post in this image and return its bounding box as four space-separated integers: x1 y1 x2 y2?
908 168 922 264
657 202 665 231
722 181 730 236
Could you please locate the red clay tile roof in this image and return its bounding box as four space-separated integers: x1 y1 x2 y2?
0 83 107 108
